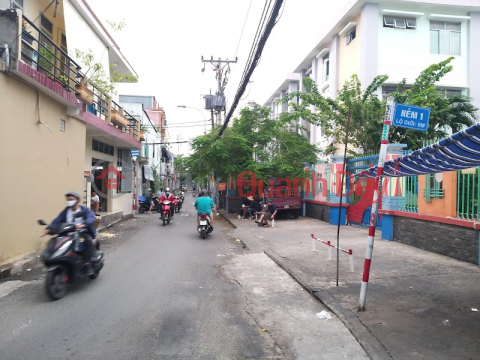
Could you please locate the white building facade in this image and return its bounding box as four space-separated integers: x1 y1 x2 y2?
264 0 480 154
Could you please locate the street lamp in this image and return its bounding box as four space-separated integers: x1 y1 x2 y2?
177 105 208 134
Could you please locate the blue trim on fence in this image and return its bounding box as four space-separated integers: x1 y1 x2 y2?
330 206 347 226
381 214 394 241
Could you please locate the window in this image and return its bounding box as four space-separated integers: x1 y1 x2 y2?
430 21 461 55
39 15 54 74
323 54 330 82
92 139 114 156
437 88 462 98
383 16 416 29
40 15 53 40
424 173 444 201
59 31 68 74
382 85 411 100
60 119 65 132
346 28 356 44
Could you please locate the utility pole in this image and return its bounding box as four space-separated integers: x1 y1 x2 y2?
201 56 237 129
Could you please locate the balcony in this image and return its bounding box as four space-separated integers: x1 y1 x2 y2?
8 13 141 148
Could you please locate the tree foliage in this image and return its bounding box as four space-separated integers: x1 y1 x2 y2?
186 103 318 183
281 57 477 154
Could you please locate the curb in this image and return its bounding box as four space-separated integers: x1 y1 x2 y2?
0 254 42 279
218 211 237 229
97 218 124 233
264 248 393 360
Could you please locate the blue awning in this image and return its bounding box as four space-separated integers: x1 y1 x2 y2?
357 123 480 178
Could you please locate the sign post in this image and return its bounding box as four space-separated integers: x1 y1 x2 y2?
359 100 430 311
358 97 394 311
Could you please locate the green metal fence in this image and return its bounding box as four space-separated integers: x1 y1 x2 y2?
398 176 419 213
346 154 379 206
457 168 480 221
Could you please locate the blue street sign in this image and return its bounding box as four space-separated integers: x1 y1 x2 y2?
392 104 431 132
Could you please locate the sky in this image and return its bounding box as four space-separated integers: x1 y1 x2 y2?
88 0 349 155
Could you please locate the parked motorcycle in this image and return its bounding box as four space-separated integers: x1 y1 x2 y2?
38 211 104 300
138 197 161 214
197 213 213 239
160 200 172 226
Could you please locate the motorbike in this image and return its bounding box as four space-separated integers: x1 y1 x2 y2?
173 196 182 213
197 213 213 239
160 200 172 226
138 197 161 214
38 211 104 300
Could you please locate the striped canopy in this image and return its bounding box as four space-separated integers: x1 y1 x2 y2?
356 123 480 178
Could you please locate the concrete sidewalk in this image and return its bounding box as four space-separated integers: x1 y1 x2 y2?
227 214 480 360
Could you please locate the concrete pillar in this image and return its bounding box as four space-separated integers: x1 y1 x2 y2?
330 35 340 99
468 12 480 110
299 69 308 137
287 81 298 113
360 2 379 91
280 90 288 113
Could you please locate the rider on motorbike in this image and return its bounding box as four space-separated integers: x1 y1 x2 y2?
42 191 96 275
194 191 215 228
160 187 175 219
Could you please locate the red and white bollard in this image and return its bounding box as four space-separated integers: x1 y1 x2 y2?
311 234 353 271
359 97 394 311
348 249 354 273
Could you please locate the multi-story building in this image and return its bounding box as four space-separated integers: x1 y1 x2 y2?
119 95 175 190
264 0 480 154
0 1 140 266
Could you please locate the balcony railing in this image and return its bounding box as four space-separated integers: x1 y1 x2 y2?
21 15 82 92
123 109 139 139
19 14 140 143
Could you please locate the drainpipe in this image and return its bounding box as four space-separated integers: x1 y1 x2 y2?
2 44 9 72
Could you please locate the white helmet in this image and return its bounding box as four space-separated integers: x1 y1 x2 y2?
166 188 170 192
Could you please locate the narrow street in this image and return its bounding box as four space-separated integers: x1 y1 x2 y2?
0 194 367 360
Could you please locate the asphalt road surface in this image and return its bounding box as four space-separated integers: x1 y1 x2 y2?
0 194 367 360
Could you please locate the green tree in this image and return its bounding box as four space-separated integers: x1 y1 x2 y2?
188 103 318 183
281 57 477 154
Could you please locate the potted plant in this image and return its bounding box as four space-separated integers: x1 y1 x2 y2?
75 80 94 104
56 74 70 90
110 106 128 128
140 125 148 141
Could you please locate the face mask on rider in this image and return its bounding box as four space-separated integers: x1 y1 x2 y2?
67 200 77 207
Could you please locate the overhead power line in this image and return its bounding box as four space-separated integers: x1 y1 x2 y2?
218 0 285 138
234 0 253 59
